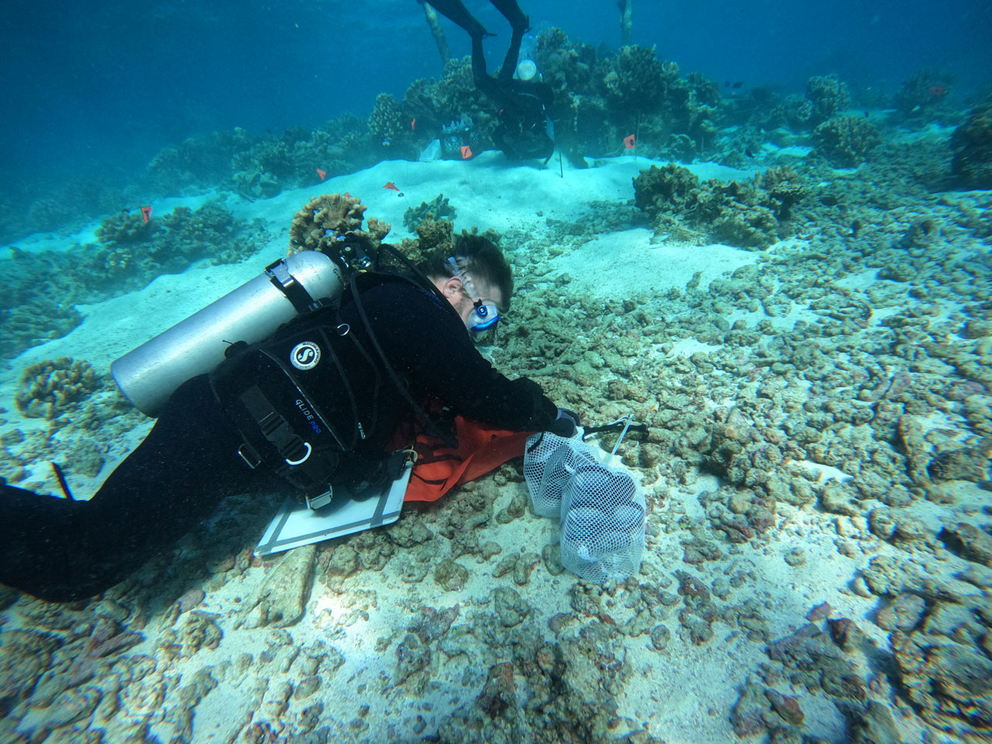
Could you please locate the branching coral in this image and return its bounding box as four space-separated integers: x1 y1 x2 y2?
633 164 702 216
403 194 456 232
633 164 806 250
813 115 881 168
602 45 673 112
96 210 158 245
27 198 68 233
535 28 598 101
432 58 495 138
415 218 456 253
403 78 443 136
368 93 410 151
15 357 102 420
288 193 391 258
397 222 500 268
95 200 254 280
2 301 83 360
756 166 807 221
805 75 851 126
146 128 254 193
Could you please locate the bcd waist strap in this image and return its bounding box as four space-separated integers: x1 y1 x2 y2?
236 385 341 496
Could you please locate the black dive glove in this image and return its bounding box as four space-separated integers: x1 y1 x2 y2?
548 408 581 438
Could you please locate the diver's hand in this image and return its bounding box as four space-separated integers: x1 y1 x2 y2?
549 408 580 438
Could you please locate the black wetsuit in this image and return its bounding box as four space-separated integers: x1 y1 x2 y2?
430 0 555 161
0 276 557 602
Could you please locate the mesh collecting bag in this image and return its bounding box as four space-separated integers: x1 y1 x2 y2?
523 431 646 582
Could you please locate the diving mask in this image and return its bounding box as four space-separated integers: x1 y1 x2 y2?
446 257 502 338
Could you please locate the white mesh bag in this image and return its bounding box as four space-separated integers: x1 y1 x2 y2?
524 429 646 582
559 459 646 583
524 431 600 517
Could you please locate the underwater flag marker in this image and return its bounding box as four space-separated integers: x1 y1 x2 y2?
140 205 153 223
316 168 327 181
383 182 404 197
460 145 473 159
411 118 416 131
624 134 636 150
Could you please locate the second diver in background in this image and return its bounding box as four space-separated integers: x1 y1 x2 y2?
429 0 556 162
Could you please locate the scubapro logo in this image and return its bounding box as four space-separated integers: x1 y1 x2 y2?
290 341 320 370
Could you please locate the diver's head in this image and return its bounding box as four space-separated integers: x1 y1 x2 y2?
422 235 513 338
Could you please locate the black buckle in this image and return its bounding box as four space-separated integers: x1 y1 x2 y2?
237 442 263 470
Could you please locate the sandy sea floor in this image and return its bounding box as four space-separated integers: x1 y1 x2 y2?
1 148 991 743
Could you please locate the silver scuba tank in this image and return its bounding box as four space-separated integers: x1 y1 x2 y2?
111 251 345 417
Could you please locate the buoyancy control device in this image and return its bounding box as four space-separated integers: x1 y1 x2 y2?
110 237 449 510
208 312 387 510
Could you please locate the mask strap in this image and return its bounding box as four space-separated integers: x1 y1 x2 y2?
446 256 483 303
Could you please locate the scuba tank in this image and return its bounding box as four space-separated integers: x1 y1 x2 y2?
111 251 345 417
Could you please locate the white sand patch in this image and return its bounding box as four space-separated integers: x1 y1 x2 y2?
548 228 759 299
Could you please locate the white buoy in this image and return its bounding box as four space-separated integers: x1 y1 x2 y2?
516 59 537 81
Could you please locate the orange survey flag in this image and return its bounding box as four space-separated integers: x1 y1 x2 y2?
405 416 532 502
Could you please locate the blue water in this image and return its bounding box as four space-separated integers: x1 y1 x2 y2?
0 0 989 240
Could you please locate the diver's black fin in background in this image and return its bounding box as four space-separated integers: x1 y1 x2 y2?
490 0 530 32
426 0 491 39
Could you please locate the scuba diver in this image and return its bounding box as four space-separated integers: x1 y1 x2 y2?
0 235 580 602
429 0 556 162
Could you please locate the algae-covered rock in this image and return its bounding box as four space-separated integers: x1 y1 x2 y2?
874 593 926 632
840 701 903 744
493 586 530 628
928 440 992 483
236 545 316 628
766 623 866 701
892 631 992 737
940 522 992 567
951 101 992 189
433 558 469 592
